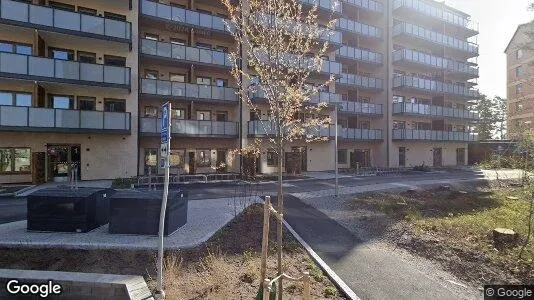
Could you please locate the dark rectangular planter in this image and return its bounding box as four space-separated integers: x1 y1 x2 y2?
108 190 188 236
27 187 114 233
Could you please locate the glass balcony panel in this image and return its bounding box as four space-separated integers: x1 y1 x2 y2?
140 117 157 133
141 0 156 15
29 107 54 127
185 83 199 98
105 18 129 39
28 56 53 77
171 44 186 60
171 6 186 22
0 52 27 74
141 78 157 94
54 9 80 31
55 60 79 80
55 109 79 128
0 106 27 126
81 14 104 35
141 39 157 55
172 82 186 97
198 85 211 99
104 111 128 130
81 110 103 129
157 41 172 58
104 66 127 85
29 5 53 26
185 47 200 62
156 2 171 19
80 63 103 82
156 80 171 95
185 10 199 26
1 0 28 22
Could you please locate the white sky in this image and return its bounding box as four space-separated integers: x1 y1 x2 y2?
441 0 533 99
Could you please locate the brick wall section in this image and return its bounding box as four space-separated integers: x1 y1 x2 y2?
0 269 153 300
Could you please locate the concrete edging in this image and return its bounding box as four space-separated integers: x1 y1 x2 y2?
283 219 360 300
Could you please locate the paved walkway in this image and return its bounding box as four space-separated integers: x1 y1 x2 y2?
0 196 260 250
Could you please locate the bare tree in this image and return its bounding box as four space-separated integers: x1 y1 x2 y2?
222 0 337 297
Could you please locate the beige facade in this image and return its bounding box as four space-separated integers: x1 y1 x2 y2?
0 0 478 184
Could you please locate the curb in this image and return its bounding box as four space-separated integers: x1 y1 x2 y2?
283 219 360 300
0 185 35 198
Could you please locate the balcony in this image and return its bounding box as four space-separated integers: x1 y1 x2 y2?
336 73 383 90
140 118 238 138
393 129 477 142
393 0 478 38
255 50 342 78
140 39 231 69
251 90 341 105
392 49 478 79
393 103 478 120
0 0 131 44
140 0 230 35
0 52 131 89
140 79 238 104
300 0 342 15
342 0 383 13
393 75 478 99
0 106 131 134
336 46 383 66
248 121 382 140
393 22 478 58
339 101 383 116
336 18 382 40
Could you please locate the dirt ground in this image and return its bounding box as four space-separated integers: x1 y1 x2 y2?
349 183 534 286
0 204 345 299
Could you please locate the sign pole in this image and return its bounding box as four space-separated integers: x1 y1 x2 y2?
156 102 171 299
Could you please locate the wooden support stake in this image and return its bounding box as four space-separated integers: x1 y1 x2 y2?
260 196 271 283
263 278 271 300
302 271 311 300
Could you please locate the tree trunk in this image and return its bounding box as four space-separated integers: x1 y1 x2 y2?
493 228 518 249
277 137 284 300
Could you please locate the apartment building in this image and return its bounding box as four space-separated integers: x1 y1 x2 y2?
0 0 479 184
506 22 534 139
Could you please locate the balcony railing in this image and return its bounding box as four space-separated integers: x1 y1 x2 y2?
0 0 131 42
0 52 131 88
393 103 478 120
140 39 231 68
393 75 478 99
251 90 341 105
393 22 478 56
254 50 342 76
392 0 478 34
392 49 478 78
140 79 237 103
248 121 382 140
140 0 230 33
0 106 131 133
393 129 477 142
337 18 382 39
300 0 342 14
342 0 383 13
140 118 238 137
337 73 383 90
340 101 383 115
336 46 383 65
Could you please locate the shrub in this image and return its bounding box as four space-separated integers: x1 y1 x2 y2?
111 177 136 189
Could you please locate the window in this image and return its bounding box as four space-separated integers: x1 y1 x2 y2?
216 111 228 121
78 6 97 15
172 108 185 119
144 69 159 79
144 148 158 175
197 150 211 167
393 120 406 129
196 43 211 49
15 44 31 55
170 73 186 82
0 148 31 173
144 106 158 117
145 33 159 41
0 92 31 106
104 99 126 112
338 149 347 164
197 111 211 120
267 151 278 167
517 49 524 59
77 51 96 64
215 78 227 87
516 83 523 95
104 55 126 67
196 76 211 85
516 66 524 77
170 38 186 45
169 149 185 167
104 12 126 21
50 95 74 109
49 48 74 60
49 1 75 11
215 46 228 52
393 95 404 103
78 96 96 111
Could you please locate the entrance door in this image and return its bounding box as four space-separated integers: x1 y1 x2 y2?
433 148 443 167
188 152 195 175
216 149 227 173
354 150 370 167
291 147 307 172
399 147 406 167
456 148 466 166
46 145 81 182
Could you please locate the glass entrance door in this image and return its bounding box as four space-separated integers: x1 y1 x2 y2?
46 145 81 182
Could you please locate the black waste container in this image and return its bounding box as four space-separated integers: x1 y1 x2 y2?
27 187 114 232
108 189 188 236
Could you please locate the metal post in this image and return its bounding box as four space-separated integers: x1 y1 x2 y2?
335 106 339 197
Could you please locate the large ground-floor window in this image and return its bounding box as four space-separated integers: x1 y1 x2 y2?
0 148 31 173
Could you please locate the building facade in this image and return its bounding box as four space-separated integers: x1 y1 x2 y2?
506 22 534 140
0 0 479 184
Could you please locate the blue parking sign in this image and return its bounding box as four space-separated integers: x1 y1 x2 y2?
161 102 171 143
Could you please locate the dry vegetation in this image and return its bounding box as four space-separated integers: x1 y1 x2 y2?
0 204 344 299
351 185 534 285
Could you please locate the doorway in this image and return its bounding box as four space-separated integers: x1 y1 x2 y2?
456 148 466 166
433 148 443 167
46 145 81 182
188 152 195 175
216 149 227 173
291 146 307 172
399 147 406 167
354 149 371 168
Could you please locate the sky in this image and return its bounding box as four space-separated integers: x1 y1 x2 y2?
442 0 533 99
